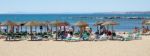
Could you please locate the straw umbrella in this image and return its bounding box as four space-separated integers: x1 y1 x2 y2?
25 21 43 40
143 20 150 30
143 20 150 25
1 20 18 33
102 21 118 30
75 21 88 37
51 21 69 40
95 21 104 33
25 21 42 33
101 21 118 39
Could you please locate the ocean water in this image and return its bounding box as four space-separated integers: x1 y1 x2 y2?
0 14 150 32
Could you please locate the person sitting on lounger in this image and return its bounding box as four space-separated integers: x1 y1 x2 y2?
66 32 71 39
142 26 147 33
82 30 90 41
112 31 116 37
64 31 72 40
107 30 112 36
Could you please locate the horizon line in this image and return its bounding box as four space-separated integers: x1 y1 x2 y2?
0 11 150 14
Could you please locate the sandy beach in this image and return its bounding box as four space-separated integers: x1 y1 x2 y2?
0 35 150 56
0 0 150 56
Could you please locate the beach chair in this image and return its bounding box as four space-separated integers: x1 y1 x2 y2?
113 35 124 41
14 33 22 40
98 34 108 41
21 32 28 40
64 35 80 42
65 32 80 41
64 37 71 41
31 34 43 41
47 33 53 39
29 33 42 41
134 32 142 40
5 33 11 41
5 33 15 41
41 32 51 40
82 32 89 41
124 33 133 41
144 31 150 35
70 37 80 41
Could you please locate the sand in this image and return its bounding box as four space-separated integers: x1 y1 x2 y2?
0 35 150 56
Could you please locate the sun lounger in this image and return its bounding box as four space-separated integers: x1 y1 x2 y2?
82 33 89 41
99 34 108 41
65 37 80 42
5 33 22 41
95 34 108 41
123 33 133 41
113 35 124 41
144 31 150 35
133 32 142 40
81 31 90 41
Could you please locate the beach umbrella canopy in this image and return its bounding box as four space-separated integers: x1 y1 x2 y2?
25 21 42 26
44 21 51 26
17 22 27 26
101 21 118 26
51 21 69 27
94 21 105 32
101 21 118 39
74 21 88 27
143 20 150 25
1 20 18 26
50 21 70 40
36 21 51 26
1 20 18 33
74 21 88 37
61 21 70 26
95 21 105 26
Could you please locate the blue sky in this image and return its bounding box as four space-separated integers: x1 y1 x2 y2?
0 0 150 13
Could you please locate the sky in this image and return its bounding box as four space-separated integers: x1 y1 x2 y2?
0 0 150 13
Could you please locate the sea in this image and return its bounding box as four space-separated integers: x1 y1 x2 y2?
0 14 150 32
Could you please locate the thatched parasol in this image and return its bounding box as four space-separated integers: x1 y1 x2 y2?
25 21 43 33
74 21 88 37
101 21 118 26
1 20 18 33
51 21 69 27
101 21 118 39
1 20 18 26
25 21 45 40
75 21 88 27
25 21 42 26
142 20 150 30
143 20 150 25
95 21 104 26
94 21 105 32
51 21 70 40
